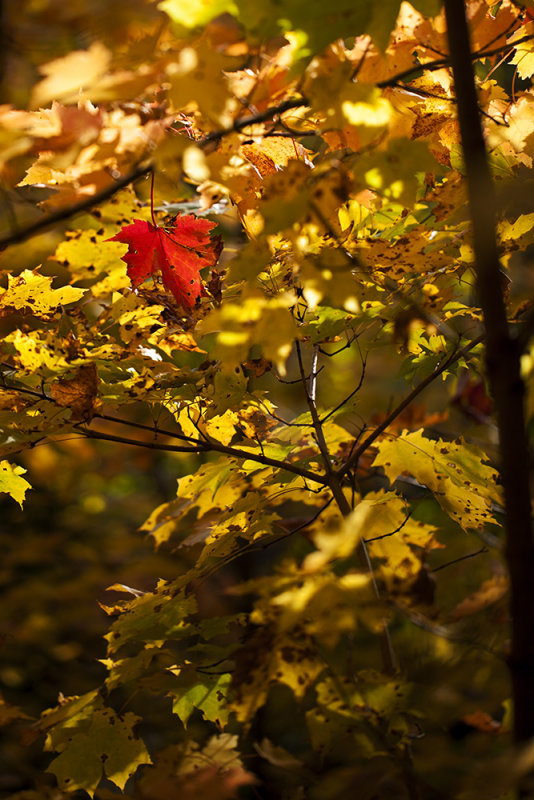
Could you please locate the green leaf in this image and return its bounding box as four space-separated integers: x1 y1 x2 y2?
159 0 238 29
171 670 232 727
301 306 357 344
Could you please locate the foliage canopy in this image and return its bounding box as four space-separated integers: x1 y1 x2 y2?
2 0 534 798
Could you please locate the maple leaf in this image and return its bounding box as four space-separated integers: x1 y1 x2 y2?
108 215 222 308
0 461 32 507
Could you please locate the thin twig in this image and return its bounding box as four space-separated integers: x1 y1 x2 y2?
364 511 413 543
376 33 534 90
336 335 484 481
296 340 332 475
77 426 203 453
394 602 504 660
432 547 488 572
309 344 319 404
198 97 309 146
258 496 335 553
296 342 397 673
320 349 367 423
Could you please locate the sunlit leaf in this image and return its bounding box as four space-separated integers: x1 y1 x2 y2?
372 430 502 531
0 460 31 506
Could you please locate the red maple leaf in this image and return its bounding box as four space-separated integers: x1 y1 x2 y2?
108 215 223 308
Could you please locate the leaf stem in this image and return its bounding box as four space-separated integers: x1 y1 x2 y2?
150 170 157 227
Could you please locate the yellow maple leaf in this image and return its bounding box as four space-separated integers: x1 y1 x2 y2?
372 429 502 531
31 42 111 108
0 461 31 507
0 270 84 316
509 22 534 79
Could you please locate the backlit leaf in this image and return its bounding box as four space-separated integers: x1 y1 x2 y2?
170 670 232 727
372 430 502 531
0 460 31 507
160 0 238 29
108 215 222 308
0 270 85 315
31 42 111 107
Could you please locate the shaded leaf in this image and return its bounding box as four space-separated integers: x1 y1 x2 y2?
50 364 100 421
46 703 151 795
170 670 232 728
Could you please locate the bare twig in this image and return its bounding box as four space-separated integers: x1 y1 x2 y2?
432 547 489 573
198 97 309 146
320 348 367 423
376 33 534 90
76 426 204 454
296 340 397 674
364 511 413 543
296 340 332 475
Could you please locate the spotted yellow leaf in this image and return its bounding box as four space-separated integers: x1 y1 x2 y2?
372 429 501 531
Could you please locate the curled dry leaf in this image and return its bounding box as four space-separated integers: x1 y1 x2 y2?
50 363 100 421
451 574 509 621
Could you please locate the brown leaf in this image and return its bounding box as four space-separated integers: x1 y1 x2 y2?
139 766 255 800
50 364 100 421
462 710 502 735
451 575 508 621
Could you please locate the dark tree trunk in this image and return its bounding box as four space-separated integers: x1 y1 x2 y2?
444 0 534 761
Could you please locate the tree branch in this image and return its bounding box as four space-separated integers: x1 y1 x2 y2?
296 341 397 674
376 33 534 90
1 24 530 253
198 97 309 146
0 163 152 250
0 380 327 485
76 426 205 454
296 340 332 475
336 335 483 481
432 547 488 573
